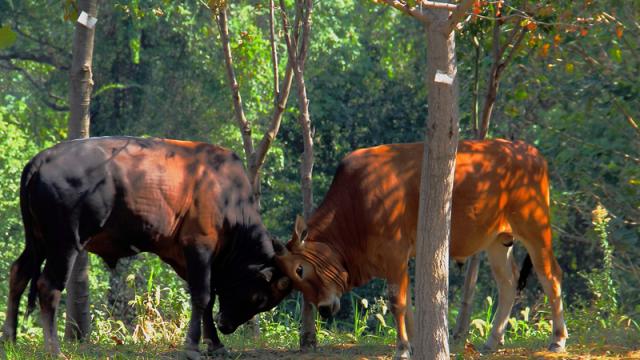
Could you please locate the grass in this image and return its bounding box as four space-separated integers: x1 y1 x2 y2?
2 293 639 359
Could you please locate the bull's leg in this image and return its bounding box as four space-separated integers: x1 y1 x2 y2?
299 297 317 351
37 248 78 356
483 242 517 351
405 280 415 344
525 244 567 352
184 245 213 358
2 248 41 342
387 270 412 360
202 293 225 355
512 213 568 352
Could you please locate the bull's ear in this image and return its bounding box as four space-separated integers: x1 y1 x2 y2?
276 276 291 291
293 215 308 247
259 267 275 282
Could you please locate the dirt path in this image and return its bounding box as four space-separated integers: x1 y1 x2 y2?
218 344 640 360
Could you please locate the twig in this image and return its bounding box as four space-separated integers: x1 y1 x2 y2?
448 0 475 33
379 0 430 25
613 99 640 138
216 7 254 159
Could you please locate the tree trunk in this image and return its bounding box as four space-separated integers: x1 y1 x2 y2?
278 0 316 349
65 250 90 341
216 3 298 339
65 0 99 341
414 9 460 359
452 253 480 342
107 258 139 325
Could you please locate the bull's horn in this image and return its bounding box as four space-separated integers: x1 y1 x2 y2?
272 237 288 256
259 267 274 282
293 214 308 248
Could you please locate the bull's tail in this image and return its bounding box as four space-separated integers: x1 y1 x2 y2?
517 254 533 292
25 263 41 316
20 157 45 316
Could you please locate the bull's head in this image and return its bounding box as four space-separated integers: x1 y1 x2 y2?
214 239 292 334
275 215 348 318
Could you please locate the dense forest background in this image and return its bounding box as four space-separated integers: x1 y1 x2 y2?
0 0 638 355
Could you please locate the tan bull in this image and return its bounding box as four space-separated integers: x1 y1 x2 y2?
276 139 567 359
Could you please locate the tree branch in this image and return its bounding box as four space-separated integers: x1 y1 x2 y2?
0 51 69 71
1 62 69 111
380 0 430 25
249 1 299 188
279 0 315 219
498 26 526 77
297 0 312 70
269 0 279 107
613 98 640 138
216 7 254 159
448 0 475 33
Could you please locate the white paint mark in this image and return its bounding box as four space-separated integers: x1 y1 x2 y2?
77 11 98 29
434 69 456 85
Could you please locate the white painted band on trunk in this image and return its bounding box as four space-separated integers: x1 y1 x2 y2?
434 68 456 85
77 11 98 29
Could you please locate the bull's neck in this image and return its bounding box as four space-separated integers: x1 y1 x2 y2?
307 201 371 290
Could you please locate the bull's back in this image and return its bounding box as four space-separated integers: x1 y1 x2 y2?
24 137 248 270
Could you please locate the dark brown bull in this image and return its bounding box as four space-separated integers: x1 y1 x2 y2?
2 136 291 357
276 140 568 359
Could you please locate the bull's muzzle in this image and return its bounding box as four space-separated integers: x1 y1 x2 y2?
318 297 341 319
214 313 236 335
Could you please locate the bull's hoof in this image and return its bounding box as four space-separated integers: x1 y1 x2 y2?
479 343 498 355
183 347 202 360
0 331 15 344
299 332 317 352
393 343 412 360
393 349 411 360
547 343 566 353
204 345 229 358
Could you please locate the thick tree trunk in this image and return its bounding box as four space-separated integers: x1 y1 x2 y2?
414 9 460 360
65 0 99 341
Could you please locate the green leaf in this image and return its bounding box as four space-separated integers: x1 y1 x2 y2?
0 25 17 50
609 46 622 63
129 37 141 64
515 88 529 101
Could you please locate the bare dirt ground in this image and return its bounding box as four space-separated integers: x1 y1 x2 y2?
217 344 640 360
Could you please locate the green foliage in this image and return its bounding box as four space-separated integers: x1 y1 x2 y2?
580 205 619 322
0 24 17 50
0 96 63 317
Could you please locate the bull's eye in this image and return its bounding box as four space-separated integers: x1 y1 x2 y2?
296 264 304 278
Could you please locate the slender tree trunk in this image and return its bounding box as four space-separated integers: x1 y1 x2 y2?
65 0 99 341
279 0 316 349
414 9 460 359
452 253 480 342
282 0 314 220
215 3 297 338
